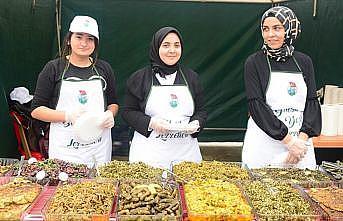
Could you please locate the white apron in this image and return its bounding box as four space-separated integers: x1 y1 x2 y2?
49 61 112 167
129 70 202 169
242 57 316 169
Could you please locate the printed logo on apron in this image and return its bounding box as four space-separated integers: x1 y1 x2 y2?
288 81 297 96
129 69 202 169
169 94 178 108
242 56 316 169
78 90 88 104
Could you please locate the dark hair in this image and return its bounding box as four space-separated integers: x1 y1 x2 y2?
61 31 99 64
262 12 276 24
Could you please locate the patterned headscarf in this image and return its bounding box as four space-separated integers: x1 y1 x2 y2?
261 6 301 61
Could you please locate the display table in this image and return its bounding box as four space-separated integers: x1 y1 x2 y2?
312 135 343 164
312 135 343 148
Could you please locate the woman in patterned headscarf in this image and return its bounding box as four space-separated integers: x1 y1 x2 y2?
242 6 321 169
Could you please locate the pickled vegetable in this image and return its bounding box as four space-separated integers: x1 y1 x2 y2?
252 167 331 184
14 159 91 185
173 161 250 182
308 186 343 218
46 179 116 217
184 179 252 220
0 165 12 176
117 180 180 220
97 161 163 180
243 180 317 220
0 177 41 220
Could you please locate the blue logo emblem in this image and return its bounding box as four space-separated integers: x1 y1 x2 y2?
169 94 178 108
78 90 88 104
287 82 297 96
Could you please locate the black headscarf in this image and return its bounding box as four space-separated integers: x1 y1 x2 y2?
261 6 301 62
149 27 183 78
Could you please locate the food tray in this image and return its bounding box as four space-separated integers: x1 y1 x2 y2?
258 186 327 221
22 185 57 221
171 161 252 183
97 160 164 180
250 165 334 186
0 176 43 221
182 179 255 221
116 179 183 221
43 178 117 221
321 161 342 181
0 158 19 176
300 182 342 221
13 159 94 185
242 180 327 221
22 185 118 221
0 158 19 166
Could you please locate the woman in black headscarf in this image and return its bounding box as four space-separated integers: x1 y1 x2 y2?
242 6 321 169
122 27 207 169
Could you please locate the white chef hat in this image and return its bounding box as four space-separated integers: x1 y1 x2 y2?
10 87 33 104
69 15 99 40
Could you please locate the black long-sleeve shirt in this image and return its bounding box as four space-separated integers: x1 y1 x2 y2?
244 50 321 140
121 66 207 138
31 58 118 110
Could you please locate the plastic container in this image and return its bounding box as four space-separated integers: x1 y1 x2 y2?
116 179 183 221
242 180 327 221
255 187 327 221
0 158 19 166
73 112 104 143
300 182 342 221
320 161 343 181
13 159 94 186
43 178 117 221
0 176 42 221
182 180 255 221
21 185 57 221
97 160 164 180
250 165 334 186
171 161 252 183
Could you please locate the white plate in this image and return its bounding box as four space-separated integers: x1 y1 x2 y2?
73 112 104 143
167 124 196 132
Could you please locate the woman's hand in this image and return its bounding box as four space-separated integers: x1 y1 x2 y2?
283 135 308 164
285 152 301 164
298 132 309 141
185 120 200 134
98 110 115 128
149 117 170 134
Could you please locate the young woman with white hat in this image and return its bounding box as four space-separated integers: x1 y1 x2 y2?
31 15 118 167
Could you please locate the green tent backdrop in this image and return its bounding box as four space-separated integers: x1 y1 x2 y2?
0 0 342 157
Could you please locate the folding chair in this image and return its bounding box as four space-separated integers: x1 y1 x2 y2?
11 112 32 159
